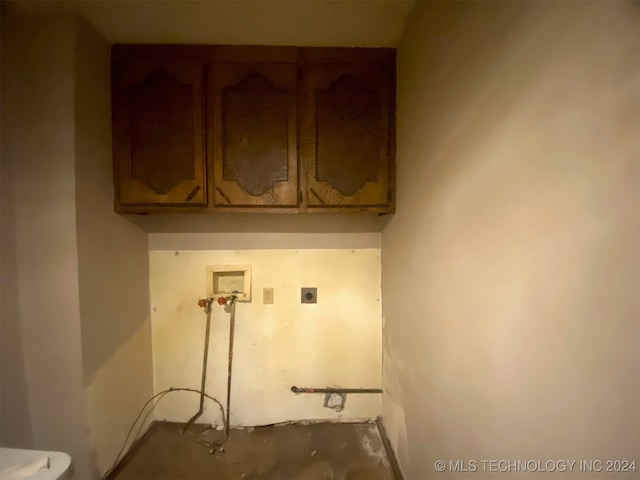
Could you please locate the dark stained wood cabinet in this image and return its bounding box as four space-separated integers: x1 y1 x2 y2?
112 46 395 214
112 55 206 208
210 62 298 208
300 60 393 211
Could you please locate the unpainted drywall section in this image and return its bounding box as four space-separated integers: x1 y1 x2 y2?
149 232 381 250
149 249 382 426
382 2 639 478
74 17 154 476
84 320 153 474
0 14 93 478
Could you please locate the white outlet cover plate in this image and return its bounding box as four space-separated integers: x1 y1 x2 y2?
207 265 251 302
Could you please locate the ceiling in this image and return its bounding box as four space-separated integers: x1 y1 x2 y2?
4 0 415 47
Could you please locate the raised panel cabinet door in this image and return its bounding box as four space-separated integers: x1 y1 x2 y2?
209 63 298 207
112 59 206 207
300 64 392 209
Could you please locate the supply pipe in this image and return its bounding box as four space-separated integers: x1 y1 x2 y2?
224 295 237 436
183 297 214 433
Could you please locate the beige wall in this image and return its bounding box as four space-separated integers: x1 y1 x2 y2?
74 17 154 476
0 14 94 478
149 248 382 426
382 1 639 478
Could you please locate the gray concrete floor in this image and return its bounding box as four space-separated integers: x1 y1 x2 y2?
112 421 395 480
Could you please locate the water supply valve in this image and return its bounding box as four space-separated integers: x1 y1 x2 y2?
217 295 237 313
197 297 213 313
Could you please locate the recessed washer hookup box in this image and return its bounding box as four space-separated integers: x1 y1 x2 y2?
207 265 251 302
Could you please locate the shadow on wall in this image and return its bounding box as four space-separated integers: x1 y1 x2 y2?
383 1 640 479
127 213 387 234
0 135 34 448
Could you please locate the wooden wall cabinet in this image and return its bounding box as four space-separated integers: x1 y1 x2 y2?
300 60 393 212
112 46 395 214
210 62 298 209
112 55 207 207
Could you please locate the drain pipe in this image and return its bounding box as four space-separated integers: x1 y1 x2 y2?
183 297 214 433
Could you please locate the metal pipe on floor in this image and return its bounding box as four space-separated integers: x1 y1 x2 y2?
290 386 383 394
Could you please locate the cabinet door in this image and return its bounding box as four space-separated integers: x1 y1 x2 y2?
112 59 206 207
210 63 297 207
300 64 393 210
